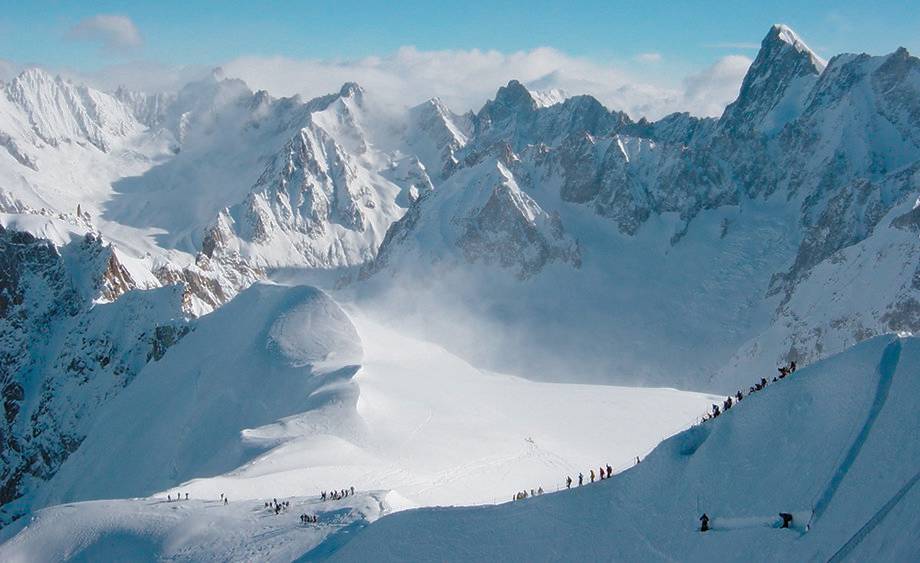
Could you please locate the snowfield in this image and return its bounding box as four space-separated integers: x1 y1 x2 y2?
1 20 919 561
0 282 715 561
331 336 920 562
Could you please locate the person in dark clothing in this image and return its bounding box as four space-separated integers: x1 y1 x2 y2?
735 391 743 401
761 377 767 387
566 475 572 489
700 513 710 532
578 473 584 486
185 493 189 500
790 361 797 373
779 513 793 528
606 464 613 478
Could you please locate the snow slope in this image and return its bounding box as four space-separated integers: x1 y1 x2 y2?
330 335 920 562
26 282 713 514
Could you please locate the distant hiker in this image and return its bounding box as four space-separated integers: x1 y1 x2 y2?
579 473 584 486
185 492 189 500
538 487 544 495
606 464 613 478
790 361 797 373
599 466 605 480
590 469 595 483
351 486 355 495
636 456 640 465
760 377 767 387
566 476 572 489
779 513 793 529
700 513 710 532
167 494 171 502
735 391 743 401
224 497 228 505
725 396 732 410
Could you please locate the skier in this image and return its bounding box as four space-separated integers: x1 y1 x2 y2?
578 473 584 486
779 512 793 529
590 469 595 483
700 513 710 532
566 476 572 489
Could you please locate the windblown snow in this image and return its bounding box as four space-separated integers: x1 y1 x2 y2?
1 21 919 561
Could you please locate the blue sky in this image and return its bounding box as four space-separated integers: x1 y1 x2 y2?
1 0 915 69
0 1 915 118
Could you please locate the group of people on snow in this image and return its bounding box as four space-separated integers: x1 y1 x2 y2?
563 462 617 491
300 513 319 524
265 499 291 515
320 486 355 502
703 361 798 422
513 487 544 501
165 492 189 502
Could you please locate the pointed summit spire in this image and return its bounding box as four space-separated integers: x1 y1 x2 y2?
719 25 825 135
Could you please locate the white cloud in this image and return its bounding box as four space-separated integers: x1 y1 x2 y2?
220 46 748 120
681 55 753 117
634 52 663 63
68 14 143 51
25 44 751 122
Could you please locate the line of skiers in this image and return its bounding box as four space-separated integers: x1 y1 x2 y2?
703 361 798 422
165 492 189 502
320 486 355 502
265 499 291 515
564 463 616 490
513 487 544 500
300 513 319 524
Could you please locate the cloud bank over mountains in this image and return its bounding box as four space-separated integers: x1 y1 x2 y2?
220 46 752 119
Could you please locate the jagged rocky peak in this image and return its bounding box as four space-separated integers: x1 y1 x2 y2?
476 80 538 128
338 81 365 100
720 24 826 135
4 67 141 152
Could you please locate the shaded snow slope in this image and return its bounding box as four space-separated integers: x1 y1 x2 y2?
330 335 920 562
32 283 362 508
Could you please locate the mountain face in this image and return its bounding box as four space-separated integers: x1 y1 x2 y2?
360 25 920 390
0 23 918 528
0 220 187 524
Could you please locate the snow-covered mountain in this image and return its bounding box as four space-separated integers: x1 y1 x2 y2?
0 22 919 560
355 24 920 391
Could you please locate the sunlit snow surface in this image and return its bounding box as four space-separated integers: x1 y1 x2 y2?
0 282 715 561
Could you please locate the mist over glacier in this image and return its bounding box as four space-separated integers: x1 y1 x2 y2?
0 17 918 562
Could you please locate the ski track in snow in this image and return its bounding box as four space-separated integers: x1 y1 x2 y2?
811 339 902 524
